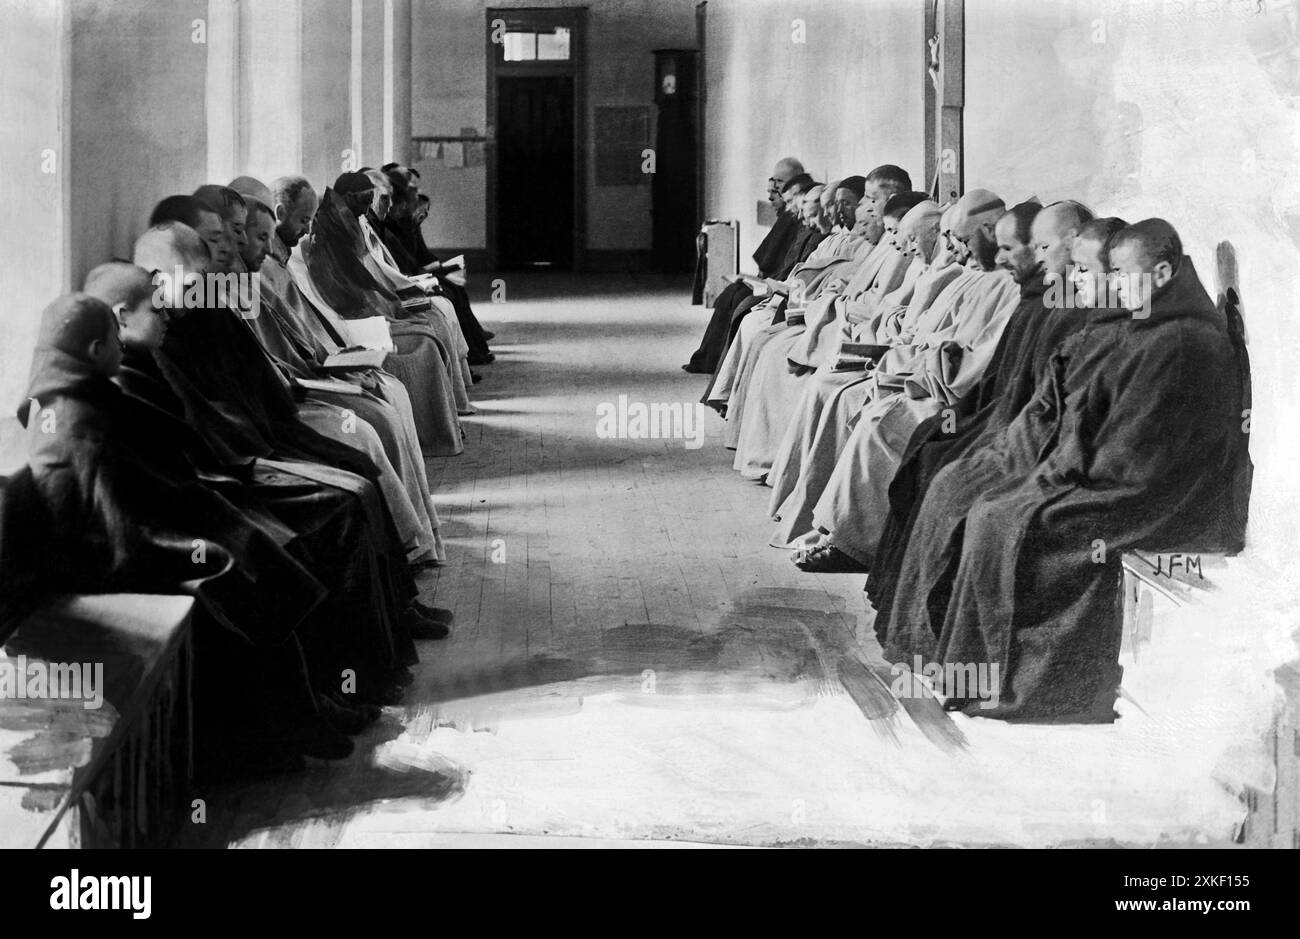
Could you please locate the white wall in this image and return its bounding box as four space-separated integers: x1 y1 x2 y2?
703 0 926 267
0 0 68 453
962 0 1300 562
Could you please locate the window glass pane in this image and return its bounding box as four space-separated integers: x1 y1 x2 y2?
503 31 536 61
537 27 570 60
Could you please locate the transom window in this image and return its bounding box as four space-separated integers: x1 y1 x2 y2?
502 27 570 61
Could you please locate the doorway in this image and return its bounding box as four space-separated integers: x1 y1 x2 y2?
496 75 575 268
486 8 587 271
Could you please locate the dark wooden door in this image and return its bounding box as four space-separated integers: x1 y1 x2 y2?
496 75 575 269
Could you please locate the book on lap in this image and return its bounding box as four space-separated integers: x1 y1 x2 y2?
321 349 387 370
839 342 889 359
296 377 366 396
345 316 396 351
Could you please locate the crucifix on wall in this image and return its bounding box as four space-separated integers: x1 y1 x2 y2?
924 0 964 204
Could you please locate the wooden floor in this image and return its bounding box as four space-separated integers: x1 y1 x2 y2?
178 273 1254 848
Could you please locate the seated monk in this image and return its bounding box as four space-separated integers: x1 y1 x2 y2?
787 194 1039 571
772 190 1020 564
189 184 442 565
269 176 464 457
703 177 871 405
705 176 893 426
2 291 356 767
868 208 1120 620
727 172 920 480
879 218 1251 722
349 170 478 401
684 156 806 373
229 183 448 567
288 182 476 421
376 163 494 364
133 223 452 693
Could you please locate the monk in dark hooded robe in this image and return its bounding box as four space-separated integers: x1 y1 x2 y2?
133 223 428 703
880 219 1251 722
374 163 494 363
0 293 360 765
868 204 1108 621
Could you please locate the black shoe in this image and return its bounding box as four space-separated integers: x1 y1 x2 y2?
471 371 483 383
481 330 496 341
790 543 868 573
468 352 495 365
319 693 382 734
682 362 711 374
402 607 451 640
411 602 454 624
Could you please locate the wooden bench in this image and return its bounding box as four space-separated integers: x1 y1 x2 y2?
0 594 195 848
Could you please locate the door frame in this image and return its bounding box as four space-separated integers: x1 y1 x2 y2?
486 6 588 271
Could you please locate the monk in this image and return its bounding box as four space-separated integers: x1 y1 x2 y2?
774 190 1021 566
269 176 464 457
289 181 475 420
703 177 870 410
134 222 451 700
4 290 355 767
727 172 922 480
881 219 1251 722
868 207 1117 621
376 162 494 364
683 160 811 374
231 185 447 566
189 184 441 565
788 194 1035 570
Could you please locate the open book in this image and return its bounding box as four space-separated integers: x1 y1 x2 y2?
442 255 467 287
345 316 396 352
321 348 387 371
296 377 366 396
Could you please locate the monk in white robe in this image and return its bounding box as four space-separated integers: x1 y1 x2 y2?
729 179 920 480
707 179 869 411
767 201 965 541
786 190 1023 571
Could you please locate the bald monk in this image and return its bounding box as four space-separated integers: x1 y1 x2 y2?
233 189 446 564
4 291 358 764
684 161 811 374
727 179 925 480
190 185 441 565
881 219 1251 721
767 199 965 541
790 197 1047 571
705 177 872 411
764 187 1019 559
268 176 463 457
869 205 1114 620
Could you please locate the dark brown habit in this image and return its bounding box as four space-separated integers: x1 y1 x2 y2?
880 257 1251 722
868 275 1088 625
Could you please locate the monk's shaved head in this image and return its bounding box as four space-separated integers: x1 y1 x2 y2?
229 175 274 213
1109 218 1183 270
34 293 119 361
950 189 1006 270
1031 199 1097 280
898 200 944 262
883 191 930 221
774 156 804 178
84 261 155 311
133 222 208 275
